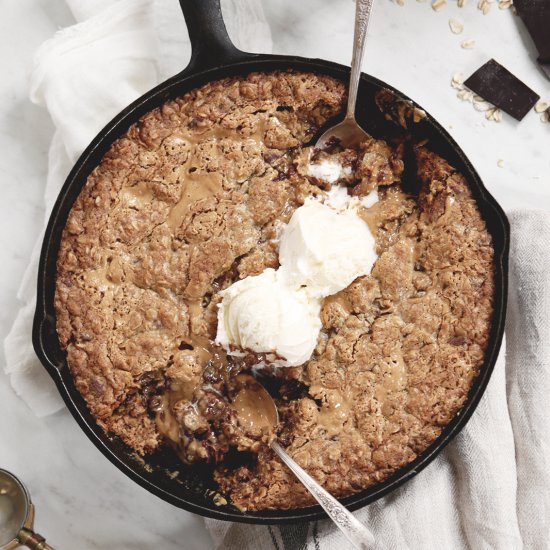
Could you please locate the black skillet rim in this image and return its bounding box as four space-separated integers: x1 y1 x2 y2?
32 0 509 524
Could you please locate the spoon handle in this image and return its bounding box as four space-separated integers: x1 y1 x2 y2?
271 441 374 550
18 527 55 550
346 0 375 120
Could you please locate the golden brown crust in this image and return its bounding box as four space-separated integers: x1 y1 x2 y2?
56 70 494 510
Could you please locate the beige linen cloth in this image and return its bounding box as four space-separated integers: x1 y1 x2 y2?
4 1 549 548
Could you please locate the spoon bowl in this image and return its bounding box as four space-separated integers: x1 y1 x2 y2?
232 374 279 436
0 470 28 548
0 470 54 550
314 0 374 151
315 117 372 150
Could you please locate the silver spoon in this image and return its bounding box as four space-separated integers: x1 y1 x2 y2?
315 0 375 150
233 376 374 550
0 469 54 550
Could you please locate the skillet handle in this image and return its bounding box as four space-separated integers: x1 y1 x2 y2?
179 0 253 73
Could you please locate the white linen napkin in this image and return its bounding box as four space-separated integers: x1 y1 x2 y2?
4 1 550 549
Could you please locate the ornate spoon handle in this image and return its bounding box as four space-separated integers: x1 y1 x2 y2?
347 0 375 120
271 441 375 550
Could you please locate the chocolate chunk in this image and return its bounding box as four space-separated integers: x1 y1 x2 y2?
464 59 540 121
514 0 550 61
539 60 550 81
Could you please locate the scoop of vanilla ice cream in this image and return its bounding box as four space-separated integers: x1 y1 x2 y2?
279 201 376 297
215 186 377 367
216 269 321 367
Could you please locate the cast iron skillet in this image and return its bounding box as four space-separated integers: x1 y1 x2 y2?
32 0 509 524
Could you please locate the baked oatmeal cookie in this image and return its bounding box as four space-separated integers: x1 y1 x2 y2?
56 70 493 510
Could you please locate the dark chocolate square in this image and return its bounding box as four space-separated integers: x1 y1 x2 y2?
464 59 540 121
514 0 550 61
538 58 550 81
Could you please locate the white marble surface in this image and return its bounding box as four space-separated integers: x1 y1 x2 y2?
0 0 549 549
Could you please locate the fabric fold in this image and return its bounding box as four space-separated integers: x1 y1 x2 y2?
29 0 160 162
506 210 550 550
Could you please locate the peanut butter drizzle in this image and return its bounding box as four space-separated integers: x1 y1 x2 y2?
155 392 183 444
120 181 154 207
164 114 271 231
249 116 270 146
358 206 379 237
184 333 219 366
179 116 267 149
380 187 410 207
310 385 352 437
318 399 352 437
375 352 407 405
358 187 410 236
186 299 203 326
166 172 224 230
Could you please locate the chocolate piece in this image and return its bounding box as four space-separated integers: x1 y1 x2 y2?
539 60 550 81
464 59 540 121
514 0 550 62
